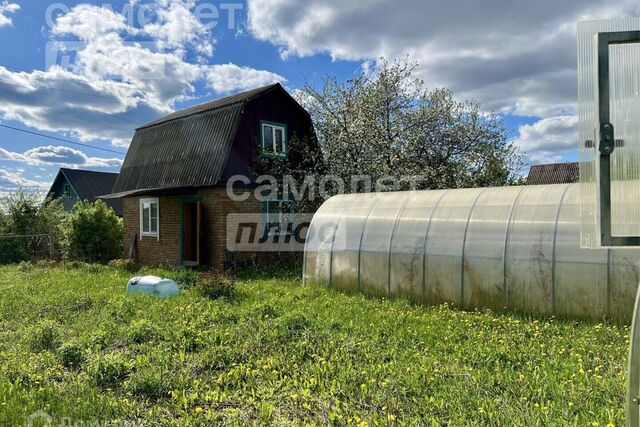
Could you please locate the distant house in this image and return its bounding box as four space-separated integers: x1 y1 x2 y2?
105 83 316 269
527 162 579 185
47 168 122 216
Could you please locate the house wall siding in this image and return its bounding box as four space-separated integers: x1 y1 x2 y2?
49 177 79 213
122 187 264 269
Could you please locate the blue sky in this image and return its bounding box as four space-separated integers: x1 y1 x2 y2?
0 0 636 194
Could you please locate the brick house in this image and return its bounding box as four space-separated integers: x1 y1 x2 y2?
105 83 316 269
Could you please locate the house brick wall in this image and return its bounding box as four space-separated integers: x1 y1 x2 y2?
123 196 181 266
122 186 267 270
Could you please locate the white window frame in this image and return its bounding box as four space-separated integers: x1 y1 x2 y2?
261 122 287 157
63 184 72 199
139 198 160 240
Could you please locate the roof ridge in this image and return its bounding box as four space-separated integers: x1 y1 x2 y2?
136 99 246 131
136 83 281 130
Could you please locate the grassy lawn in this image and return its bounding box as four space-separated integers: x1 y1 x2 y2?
0 262 629 426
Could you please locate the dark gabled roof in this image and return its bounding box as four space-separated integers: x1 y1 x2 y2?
112 83 296 194
527 162 579 185
48 168 122 216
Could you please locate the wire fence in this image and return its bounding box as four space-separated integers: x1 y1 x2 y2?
0 234 60 263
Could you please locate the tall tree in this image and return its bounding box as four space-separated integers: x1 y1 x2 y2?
298 58 522 192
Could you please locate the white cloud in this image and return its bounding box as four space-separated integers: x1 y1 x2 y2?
247 0 640 118
513 116 578 164
0 3 284 149
0 1 19 27
51 4 130 41
142 1 215 56
0 168 49 194
0 145 122 169
205 63 285 93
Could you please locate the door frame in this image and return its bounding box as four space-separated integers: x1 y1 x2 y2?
596 30 640 247
179 196 201 266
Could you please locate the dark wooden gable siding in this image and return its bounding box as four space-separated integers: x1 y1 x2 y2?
221 88 315 181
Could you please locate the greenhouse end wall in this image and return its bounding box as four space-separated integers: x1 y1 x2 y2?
303 184 640 323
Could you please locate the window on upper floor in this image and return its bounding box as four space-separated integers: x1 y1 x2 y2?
140 198 159 239
64 184 72 199
261 122 287 157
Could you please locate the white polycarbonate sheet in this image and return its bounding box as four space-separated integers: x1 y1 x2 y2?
505 185 568 316
462 186 524 311
389 190 449 301
303 195 352 286
330 194 381 292
359 192 415 296
425 189 485 307
610 41 640 236
554 184 609 319
610 248 640 324
578 18 640 247
304 184 640 322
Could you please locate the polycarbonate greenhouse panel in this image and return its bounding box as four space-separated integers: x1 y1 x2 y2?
505 185 568 316
610 40 640 237
578 18 640 247
303 195 352 286
330 194 381 292
462 186 524 311
610 248 640 324
389 190 448 300
424 188 485 307
304 184 640 322
359 192 414 296
554 185 609 320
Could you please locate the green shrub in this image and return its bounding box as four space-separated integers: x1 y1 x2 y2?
127 319 159 344
108 258 138 272
58 342 85 369
164 268 199 288
29 320 61 352
90 353 132 389
195 271 236 299
65 200 123 263
0 190 65 264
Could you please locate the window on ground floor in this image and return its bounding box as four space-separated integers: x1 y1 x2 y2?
140 198 159 239
264 198 293 236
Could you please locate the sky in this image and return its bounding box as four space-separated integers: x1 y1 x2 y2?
0 0 638 195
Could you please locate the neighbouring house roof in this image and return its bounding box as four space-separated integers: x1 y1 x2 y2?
112 83 300 195
527 162 579 185
47 168 122 216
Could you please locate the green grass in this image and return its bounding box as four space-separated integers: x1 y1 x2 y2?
0 262 629 426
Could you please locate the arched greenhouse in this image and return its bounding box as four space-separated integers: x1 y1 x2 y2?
303 184 640 323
